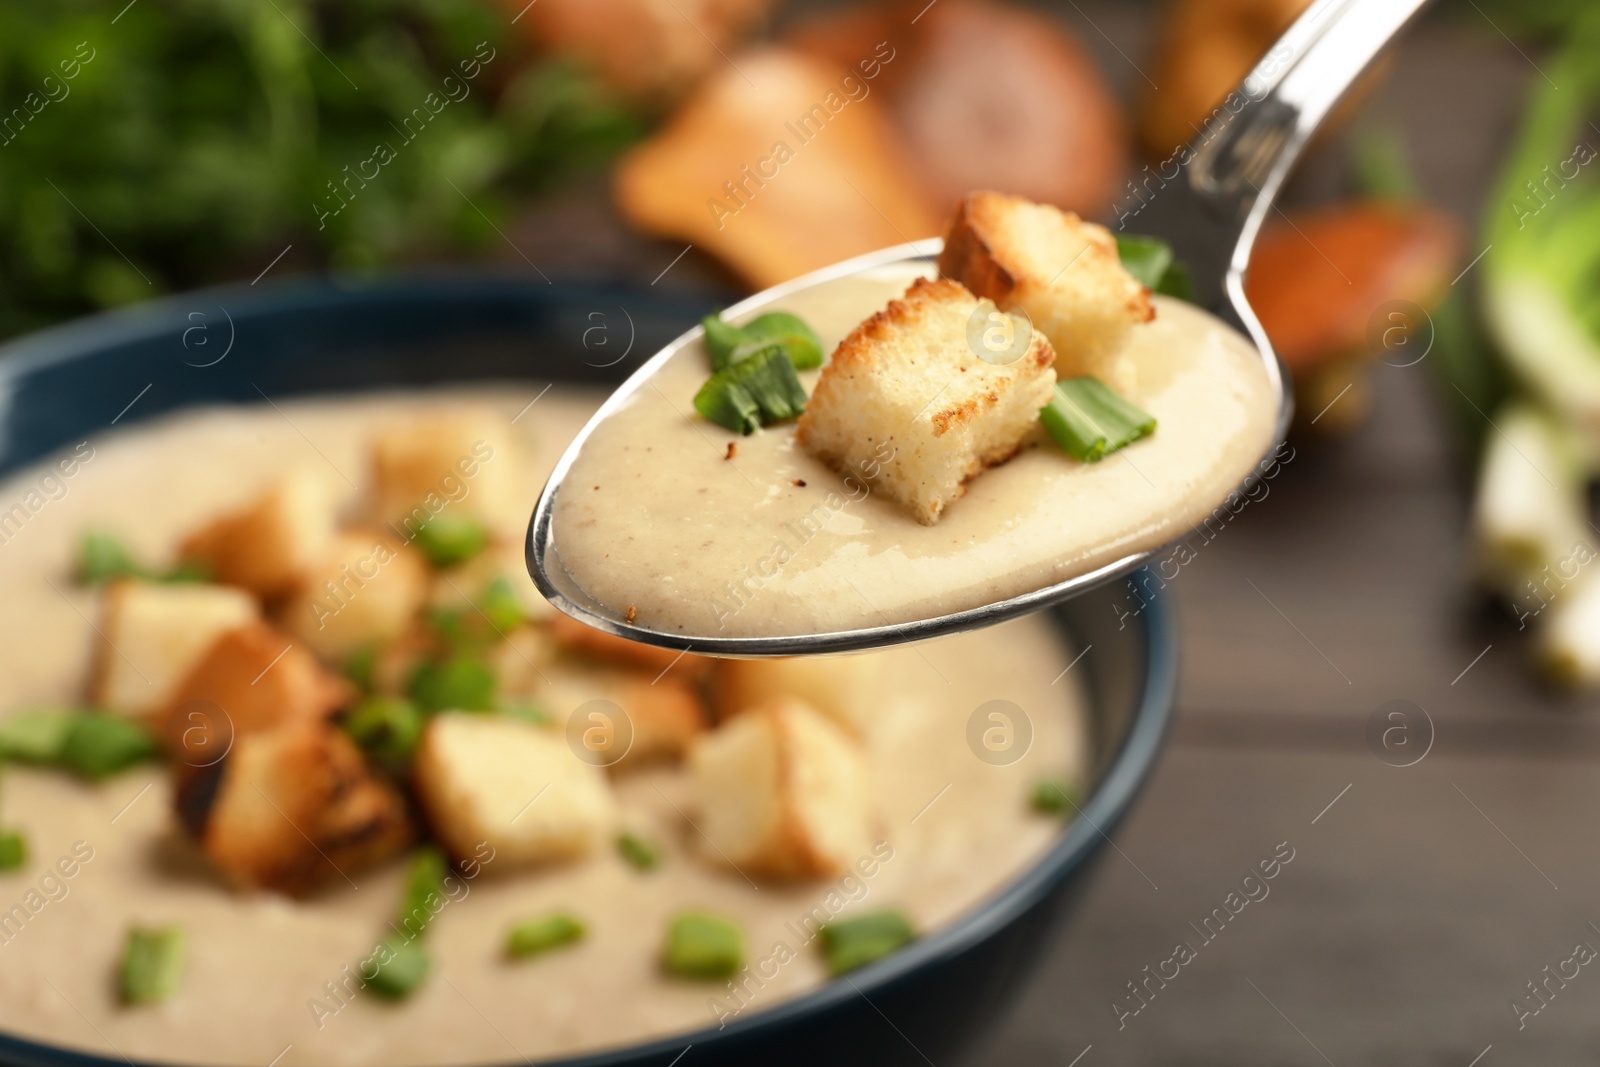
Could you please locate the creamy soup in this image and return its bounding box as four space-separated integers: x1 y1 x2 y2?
550 262 1277 638
0 388 1087 1067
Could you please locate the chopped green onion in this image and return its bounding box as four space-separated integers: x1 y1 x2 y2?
414 514 489 568
0 830 26 872
617 831 661 871
160 561 212 584
0 709 75 763
1030 776 1079 815
366 936 430 999
343 697 424 774
477 578 527 634
344 646 378 694
818 910 916 975
506 912 586 959
663 911 743 979
396 848 448 939
408 655 496 713
693 344 809 435
119 926 186 1005
59 714 158 780
76 531 145 585
1116 235 1193 301
702 310 824 372
1041 377 1157 463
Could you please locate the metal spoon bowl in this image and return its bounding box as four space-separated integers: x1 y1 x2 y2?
527 0 1432 657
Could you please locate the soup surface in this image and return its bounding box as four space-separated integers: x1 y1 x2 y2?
0 387 1087 1067
552 262 1278 638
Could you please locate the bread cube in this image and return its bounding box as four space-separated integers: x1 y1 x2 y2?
487 626 560 699
195 721 412 896
280 529 430 661
550 614 714 679
159 622 349 761
368 409 524 541
616 677 707 765
715 655 881 736
939 191 1153 390
90 581 259 721
412 713 618 869
688 697 871 879
797 276 1055 525
179 469 338 599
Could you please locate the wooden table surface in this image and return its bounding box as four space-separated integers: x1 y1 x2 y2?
510 4 1598 1061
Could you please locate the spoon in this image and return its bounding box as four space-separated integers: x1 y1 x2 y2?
527 0 1433 657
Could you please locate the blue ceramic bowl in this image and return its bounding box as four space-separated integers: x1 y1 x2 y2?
0 274 1175 1067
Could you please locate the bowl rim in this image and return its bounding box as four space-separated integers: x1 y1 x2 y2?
0 274 1177 1067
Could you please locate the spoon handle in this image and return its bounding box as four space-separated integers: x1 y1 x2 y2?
1118 0 1433 317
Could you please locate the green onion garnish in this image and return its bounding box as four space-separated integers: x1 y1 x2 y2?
818 910 916 975
344 646 378 694
1116 235 1194 301
0 709 76 764
414 514 489 568
119 926 186 1005
693 344 809 435
77 531 145 585
59 714 159 780
702 310 824 372
502 701 552 726
0 830 27 872
663 911 743 979
617 831 661 871
408 655 496 713
506 912 586 959
366 936 430 999
1030 776 1079 815
1041 377 1157 463
396 847 448 939
343 697 424 774
476 578 527 634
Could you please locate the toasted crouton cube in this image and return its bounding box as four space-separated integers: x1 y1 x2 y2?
487 626 560 699
715 655 881 736
179 469 338 599
615 677 707 765
90 581 259 721
369 409 524 540
549 614 715 679
280 530 430 661
195 721 412 895
796 276 1055 525
413 713 618 868
158 622 349 761
939 190 1153 390
688 697 871 879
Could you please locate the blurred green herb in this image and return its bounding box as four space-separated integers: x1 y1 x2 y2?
0 1 642 336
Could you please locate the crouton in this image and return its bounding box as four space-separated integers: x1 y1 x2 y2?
194 721 411 896
487 626 560 699
715 655 881 736
90 581 259 721
796 276 1055 525
179 469 338 599
549 614 715 679
158 622 349 762
279 530 430 662
412 713 618 869
369 409 524 541
614 677 707 765
688 697 871 879
938 191 1153 390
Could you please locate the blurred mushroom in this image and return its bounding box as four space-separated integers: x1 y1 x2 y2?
504 0 770 104
1138 0 1313 159
1244 201 1463 435
613 47 940 289
787 0 1126 218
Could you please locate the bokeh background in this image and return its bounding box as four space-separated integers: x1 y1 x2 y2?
9 0 1600 1061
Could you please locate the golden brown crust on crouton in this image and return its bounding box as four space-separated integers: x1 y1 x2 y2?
939 191 1153 388
797 275 1055 524
157 622 349 762
713 655 880 736
549 614 715 678
279 529 430 662
179 471 337 600
615 677 707 765
199 721 411 896
90 580 260 721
